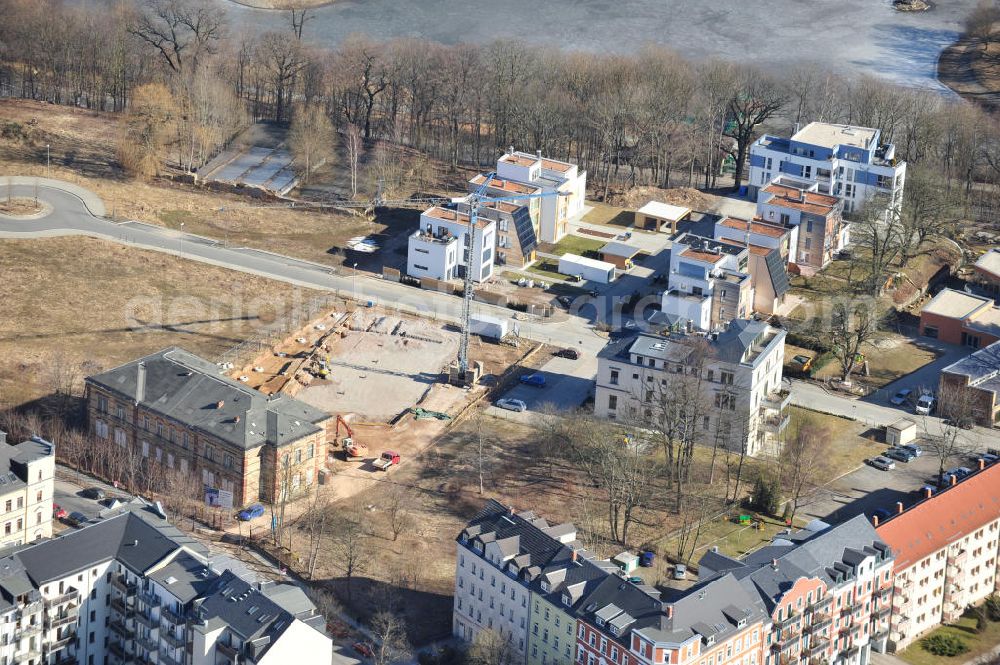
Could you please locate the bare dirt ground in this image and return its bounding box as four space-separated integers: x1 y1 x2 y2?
0 237 315 408
938 34 1000 112
0 197 42 216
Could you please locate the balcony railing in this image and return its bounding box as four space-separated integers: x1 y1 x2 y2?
14 623 42 639
807 616 832 633
110 597 135 615
113 577 137 596
47 634 75 651
763 414 791 434
137 634 159 653
160 649 184 665
216 640 241 659
762 389 792 412
161 606 185 625
110 620 135 640
46 612 78 630
161 630 185 649
134 610 158 629
137 590 159 607
45 590 79 607
17 600 43 617
109 641 128 659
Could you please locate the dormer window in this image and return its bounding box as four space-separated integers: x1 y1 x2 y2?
595 618 604 627
609 625 619 636
475 542 484 553
460 534 468 544
540 581 550 592
562 594 571 606
737 618 746 628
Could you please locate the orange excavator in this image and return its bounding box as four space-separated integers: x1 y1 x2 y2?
336 415 369 461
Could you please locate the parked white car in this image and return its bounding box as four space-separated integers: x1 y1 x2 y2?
915 394 936 415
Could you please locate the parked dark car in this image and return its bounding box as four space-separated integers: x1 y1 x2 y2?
555 348 580 360
639 551 655 567
901 444 922 457
80 487 105 500
885 448 915 463
66 511 89 527
870 508 892 524
519 373 546 387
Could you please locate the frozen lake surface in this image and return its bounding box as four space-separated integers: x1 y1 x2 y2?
217 0 979 90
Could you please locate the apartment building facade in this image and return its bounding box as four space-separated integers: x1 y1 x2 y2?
699 515 895 665
407 205 497 283
0 432 54 548
660 234 753 332
593 320 788 457
877 461 1000 651
0 502 331 665
454 501 586 663
748 121 906 216
483 148 587 244
85 348 333 508
757 180 848 274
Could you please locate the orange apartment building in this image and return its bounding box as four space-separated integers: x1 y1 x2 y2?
85 347 333 508
877 459 1000 651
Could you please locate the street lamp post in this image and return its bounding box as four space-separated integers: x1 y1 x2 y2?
352 262 359 296
46 144 50 175
179 222 185 257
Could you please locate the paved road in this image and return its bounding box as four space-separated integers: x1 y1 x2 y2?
0 178 609 354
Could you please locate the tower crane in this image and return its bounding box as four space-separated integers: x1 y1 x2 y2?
221 174 567 384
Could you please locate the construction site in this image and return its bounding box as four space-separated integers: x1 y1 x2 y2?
227 301 544 494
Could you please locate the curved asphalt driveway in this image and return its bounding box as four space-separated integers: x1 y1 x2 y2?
0 178 603 352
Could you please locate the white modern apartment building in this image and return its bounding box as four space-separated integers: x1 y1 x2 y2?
0 431 55 548
473 148 586 244
877 460 1000 651
407 205 496 283
0 502 331 665
594 319 788 457
748 122 906 215
660 233 753 332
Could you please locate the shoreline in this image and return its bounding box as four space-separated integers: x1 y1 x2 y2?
224 0 335 10
936 35 1000 111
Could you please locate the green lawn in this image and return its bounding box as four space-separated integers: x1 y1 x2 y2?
669 513 793 563
547 234 606 257
525 260 567 282
898 609 1000 665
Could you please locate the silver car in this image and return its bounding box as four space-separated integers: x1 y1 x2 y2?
496 398 527 412
867 456 896 471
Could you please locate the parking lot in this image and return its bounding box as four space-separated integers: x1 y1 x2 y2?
486 351 598 421
801 447 990 526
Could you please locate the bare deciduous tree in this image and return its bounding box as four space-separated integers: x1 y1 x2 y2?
289 102 334 184
370 612 411 665
130 0 225 75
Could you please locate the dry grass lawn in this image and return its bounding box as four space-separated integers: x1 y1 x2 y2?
0 237 317 408
0 100 399 266
0 197 42 216
810 334 940 388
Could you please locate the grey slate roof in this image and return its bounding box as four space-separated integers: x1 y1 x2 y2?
599 319 783 368
146 551 216 604
87 347 330 451
15 505 202 584
699 515 889 613
196 570 297 650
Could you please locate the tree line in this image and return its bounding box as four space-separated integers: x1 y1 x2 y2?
2 0 1000 197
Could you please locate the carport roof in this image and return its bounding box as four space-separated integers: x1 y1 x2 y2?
636 201 691 221
876 462 1000 569
599 241 641 258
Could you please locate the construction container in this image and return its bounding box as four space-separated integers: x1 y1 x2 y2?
558 253 616 284
470 314 508 340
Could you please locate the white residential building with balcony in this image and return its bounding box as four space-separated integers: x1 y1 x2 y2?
594 320 788 457
487 148 587 244
407 205 496 283
659 234 753 332
0 502 332 665
748 122 906 216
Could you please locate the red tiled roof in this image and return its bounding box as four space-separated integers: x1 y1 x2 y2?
876 462 1000 570
719 216 789 239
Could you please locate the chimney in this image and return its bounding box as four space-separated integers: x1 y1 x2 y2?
923 486 933 499
771 558 779 570
950 474 957 486
266 410 279 443
234 415 241 424
896 501 904 514
135 361 146 404
571 550 577 562
872 515 879 527
979 458 986 471
536 149 542 159
216 400 225 409
508 145 514 155
0 430 6 445
666 605 673 620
